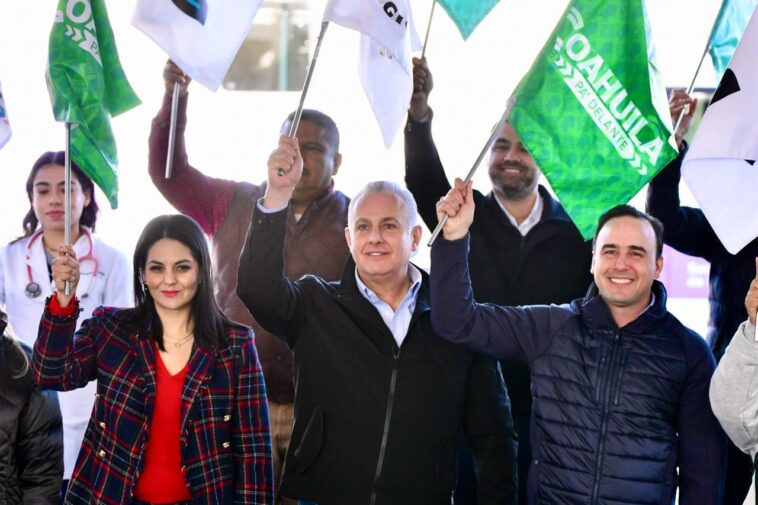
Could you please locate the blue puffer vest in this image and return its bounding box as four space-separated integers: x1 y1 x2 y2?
528 281 704 505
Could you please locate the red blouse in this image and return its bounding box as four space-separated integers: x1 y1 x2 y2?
133 344 192 502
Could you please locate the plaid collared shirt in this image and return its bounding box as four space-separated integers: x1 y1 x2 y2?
31 303 273 504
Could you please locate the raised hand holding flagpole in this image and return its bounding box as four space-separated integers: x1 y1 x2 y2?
277 21 330 176
672 0 758 136
163 61 191 178
427 96 516 246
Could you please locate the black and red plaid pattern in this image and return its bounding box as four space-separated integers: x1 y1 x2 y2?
31 304 273 504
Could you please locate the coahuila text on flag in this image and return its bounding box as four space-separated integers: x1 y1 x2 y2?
510 0 677 239
47 0 140 208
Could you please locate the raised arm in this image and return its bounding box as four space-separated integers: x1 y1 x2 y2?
236 137 306 345
430 180 567 361
31 244 99 390
645 90 720 260
463 355 518 505
232 333 274 504
404 57 452 230
148 60 237 237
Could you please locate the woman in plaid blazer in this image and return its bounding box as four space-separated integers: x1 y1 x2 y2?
31 214 273 505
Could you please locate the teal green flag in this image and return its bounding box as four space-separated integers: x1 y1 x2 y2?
708 0 758 80
510 0 677 239
437 0 500 39
47 0 141 208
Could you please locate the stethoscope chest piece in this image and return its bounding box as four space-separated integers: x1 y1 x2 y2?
25 281 42 299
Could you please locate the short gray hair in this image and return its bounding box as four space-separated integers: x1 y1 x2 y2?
348 181 419 228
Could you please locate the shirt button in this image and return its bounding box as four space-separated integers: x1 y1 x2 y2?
222 442 230 448
98 450 106 458
223 414 231 421
99 421 106 429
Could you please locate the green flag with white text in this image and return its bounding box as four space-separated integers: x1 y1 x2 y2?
510 0 676 239
47 0 140 208
437 0 500 39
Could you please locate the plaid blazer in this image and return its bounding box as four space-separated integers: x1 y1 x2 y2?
31 303 273 505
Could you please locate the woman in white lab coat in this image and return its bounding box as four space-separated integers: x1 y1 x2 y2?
0 151 132 498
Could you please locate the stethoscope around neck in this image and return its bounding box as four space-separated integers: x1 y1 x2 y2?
24 228 99 299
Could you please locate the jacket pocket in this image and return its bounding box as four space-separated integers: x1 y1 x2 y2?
293 406 324 474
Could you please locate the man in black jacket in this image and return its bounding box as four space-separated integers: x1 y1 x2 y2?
237 136 517 505
406 57 592 503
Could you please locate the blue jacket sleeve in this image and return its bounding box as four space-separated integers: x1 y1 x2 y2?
677 335 727 505
645 147 721 261
430 235 570 362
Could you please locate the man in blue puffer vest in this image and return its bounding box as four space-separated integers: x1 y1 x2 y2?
430 179 727 505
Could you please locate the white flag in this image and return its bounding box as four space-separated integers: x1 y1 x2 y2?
132 0 262 91
0 82 11 150
324 0 421 147
682 7 758 254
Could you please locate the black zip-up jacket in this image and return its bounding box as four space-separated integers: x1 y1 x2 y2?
237 205 517 505
0 334 63 504
405 115 593 417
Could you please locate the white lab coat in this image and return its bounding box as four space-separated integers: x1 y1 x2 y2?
0 228 133 479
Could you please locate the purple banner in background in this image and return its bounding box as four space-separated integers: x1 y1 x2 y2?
658 245 710 299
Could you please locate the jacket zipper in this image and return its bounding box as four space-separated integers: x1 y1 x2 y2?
612 352 629 406
369 349 401 505
590 332 620 505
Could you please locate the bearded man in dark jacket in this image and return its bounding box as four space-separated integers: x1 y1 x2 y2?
431 181 726 505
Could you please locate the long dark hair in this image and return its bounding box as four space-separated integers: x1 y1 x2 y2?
132 215 230 350
20 151 99 238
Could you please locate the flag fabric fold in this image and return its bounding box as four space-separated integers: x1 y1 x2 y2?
437 0 500 40
509 0 678 239
708 0 758 81
132 0 263 91
683 7 758 254
324 0 421 147
0 82 11 150
47 0 140 208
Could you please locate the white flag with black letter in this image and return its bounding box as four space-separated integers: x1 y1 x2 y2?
0 82 11 150
682 7 758 254
324 0 421 147
132 0 262 91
